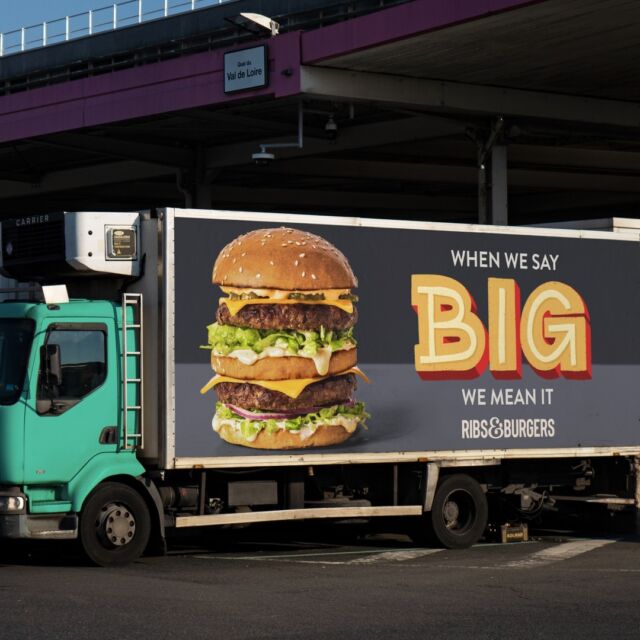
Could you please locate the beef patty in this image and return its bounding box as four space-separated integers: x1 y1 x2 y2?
217 302 357 331
216 374 356 412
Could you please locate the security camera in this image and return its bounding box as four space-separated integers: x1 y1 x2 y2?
252 150 276 165
325 116 338 140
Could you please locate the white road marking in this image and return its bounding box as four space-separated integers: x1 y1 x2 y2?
348 549 444 564
193 538 621 568
293 549 445 565
503 538 618 569
194 547 443 564
195 549 409 561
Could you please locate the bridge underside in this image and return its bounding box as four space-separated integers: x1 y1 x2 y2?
0 0 639 225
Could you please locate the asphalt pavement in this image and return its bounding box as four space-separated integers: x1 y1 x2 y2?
1 527 639 640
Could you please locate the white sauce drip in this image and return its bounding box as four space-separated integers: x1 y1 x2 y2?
216 343 355 376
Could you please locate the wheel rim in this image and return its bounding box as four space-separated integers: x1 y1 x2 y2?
96 502 136 548
441 489 475 534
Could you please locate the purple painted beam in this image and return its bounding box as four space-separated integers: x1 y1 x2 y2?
0 32 301 144
0 0 545 145
302 0 545 63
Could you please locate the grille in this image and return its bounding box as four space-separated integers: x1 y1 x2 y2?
1 214 67 280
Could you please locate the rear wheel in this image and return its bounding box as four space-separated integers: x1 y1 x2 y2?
429 474 488 549
79 482 151 567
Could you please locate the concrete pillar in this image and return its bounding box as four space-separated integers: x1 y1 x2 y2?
478 163 488 225
634 456 640 535
194 181 213 209
490 143 508 225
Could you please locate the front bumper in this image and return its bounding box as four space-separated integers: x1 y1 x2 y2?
0 489 77 539
0 513 78 539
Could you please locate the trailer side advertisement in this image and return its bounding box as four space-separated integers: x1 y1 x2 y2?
173 216 640 458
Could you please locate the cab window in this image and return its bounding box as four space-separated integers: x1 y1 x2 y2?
0 319 34 406
37 325 107 415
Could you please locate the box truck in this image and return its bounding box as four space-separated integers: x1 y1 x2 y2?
0 208 638 565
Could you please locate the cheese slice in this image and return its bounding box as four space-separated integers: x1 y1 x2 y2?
200 366 369 398
222 287 351 300
221 297 354 316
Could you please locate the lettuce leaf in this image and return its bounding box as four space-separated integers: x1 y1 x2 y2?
215 401 369 433
202 323 356 356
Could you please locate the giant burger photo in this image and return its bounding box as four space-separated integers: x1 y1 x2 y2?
200 227 368 449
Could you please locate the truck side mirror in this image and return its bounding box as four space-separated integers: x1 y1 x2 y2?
41 343 62 388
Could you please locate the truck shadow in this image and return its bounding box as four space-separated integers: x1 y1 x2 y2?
1 515 637 567
165 520 419 557
0 521 418 567
0 540 86 567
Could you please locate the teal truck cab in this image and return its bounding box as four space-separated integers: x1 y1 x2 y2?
0 209 638 566
0 211 163 565
0 297 156 565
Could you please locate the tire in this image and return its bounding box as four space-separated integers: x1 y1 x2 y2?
429 474 488 549
79 482 151 567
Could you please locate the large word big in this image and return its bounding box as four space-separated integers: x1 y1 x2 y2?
412 275 591 380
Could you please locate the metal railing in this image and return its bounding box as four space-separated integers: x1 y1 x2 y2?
0 0 230 57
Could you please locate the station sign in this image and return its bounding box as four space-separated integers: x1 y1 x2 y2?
223 45 268 93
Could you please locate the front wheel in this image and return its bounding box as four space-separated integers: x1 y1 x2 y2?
429 474 488 549
79 482 151 567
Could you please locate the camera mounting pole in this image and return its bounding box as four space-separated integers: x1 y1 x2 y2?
252 102 304 163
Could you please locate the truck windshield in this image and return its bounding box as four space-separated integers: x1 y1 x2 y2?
0 319 35 405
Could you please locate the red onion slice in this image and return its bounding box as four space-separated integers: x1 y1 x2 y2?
225 404 297 420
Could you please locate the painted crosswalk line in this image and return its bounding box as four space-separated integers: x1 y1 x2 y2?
348 549 444 564
502 539 619 569
195 547 443 564
193 537 620 567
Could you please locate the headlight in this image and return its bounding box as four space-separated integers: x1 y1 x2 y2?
0 496 25 512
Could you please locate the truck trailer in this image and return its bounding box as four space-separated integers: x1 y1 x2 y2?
0 208 638 566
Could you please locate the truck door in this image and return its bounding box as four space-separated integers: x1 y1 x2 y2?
24 321 119 485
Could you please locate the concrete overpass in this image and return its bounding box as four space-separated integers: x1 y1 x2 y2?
0 0 639 224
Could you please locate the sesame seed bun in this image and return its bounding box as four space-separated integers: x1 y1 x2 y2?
212 227 357 290
215 423 355 450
